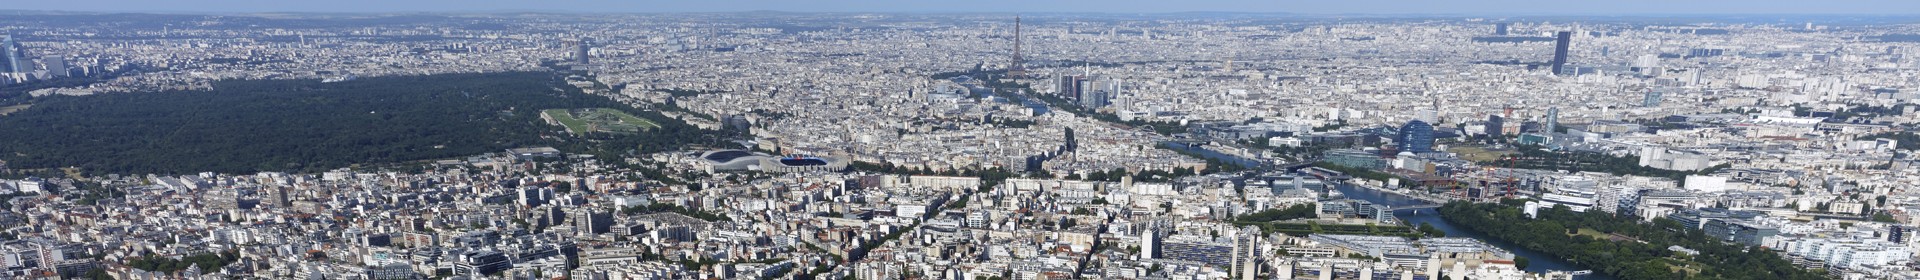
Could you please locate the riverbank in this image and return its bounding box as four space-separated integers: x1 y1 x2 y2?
1332 184 1612 280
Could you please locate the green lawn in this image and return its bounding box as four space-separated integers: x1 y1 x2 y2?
0 104 30 116
544 109 592 134
546 108 658 134
1448 145 1514 163
603 109 660 129
1574 228 1610 239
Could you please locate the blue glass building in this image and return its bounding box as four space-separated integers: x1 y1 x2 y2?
1 35 22 73
1397 120 1435 153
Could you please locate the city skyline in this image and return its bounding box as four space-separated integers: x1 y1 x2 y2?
0 2 1913 280
5 0 1920 15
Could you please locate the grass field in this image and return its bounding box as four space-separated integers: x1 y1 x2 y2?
544 109 591 133
0 104 30 116
1574 228 1610 239
544 108 659 134
1449 145 1516 162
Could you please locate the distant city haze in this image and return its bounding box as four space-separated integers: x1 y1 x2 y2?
9 0 1920 14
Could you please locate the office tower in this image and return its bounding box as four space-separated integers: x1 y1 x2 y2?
1550 31 1572 76
1 35 21 73
1057 75 1083 98
1642 90 1663 108
571 208 614 234
1075 78 1093 102
1486 114 1505 138
1891 225 1908 243
1545 107 1560 133
1231 225 1262 280
574 39 591 64
1083 89 1108 109
1494 23 1510 36
41 56 66 77
1397 120 1435 153
1079 78 1112 109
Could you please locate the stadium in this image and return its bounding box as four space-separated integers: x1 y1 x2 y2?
697 150 849 173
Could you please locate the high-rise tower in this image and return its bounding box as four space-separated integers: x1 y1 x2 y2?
1139 220 1162 259
1545 107 1561 133
1550 31 1572 76
1231 225 1262 280
1009 16 1025 77
1486 114 1505 138
574 39 591 65
1 35 22 73
1398 120 1435 153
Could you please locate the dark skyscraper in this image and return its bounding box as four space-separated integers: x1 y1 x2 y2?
1550 31 1572 76
1398 120 1435 153
1057 75 1083 98
1494 23 1510 35
1486 114 1505 138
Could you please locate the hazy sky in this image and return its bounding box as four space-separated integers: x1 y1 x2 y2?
10 0 1919 14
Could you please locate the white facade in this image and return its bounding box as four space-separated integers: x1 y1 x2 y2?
1684 175 1730 193
1785 238 1915 270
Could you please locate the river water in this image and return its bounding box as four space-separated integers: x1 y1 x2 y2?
970 75 1604 278
1331 184 1613 280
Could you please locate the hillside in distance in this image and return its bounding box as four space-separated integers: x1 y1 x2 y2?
0 72 700 174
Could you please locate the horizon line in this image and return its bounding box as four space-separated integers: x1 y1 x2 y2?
6 9 1920 17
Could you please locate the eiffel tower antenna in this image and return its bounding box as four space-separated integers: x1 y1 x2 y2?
1009 15 1025 77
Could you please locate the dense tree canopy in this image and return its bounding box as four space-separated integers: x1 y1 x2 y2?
1235 203 1317 223
1439 202 1826 280
0 72 727 174
1490 145 1729 181
126 251 238 273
